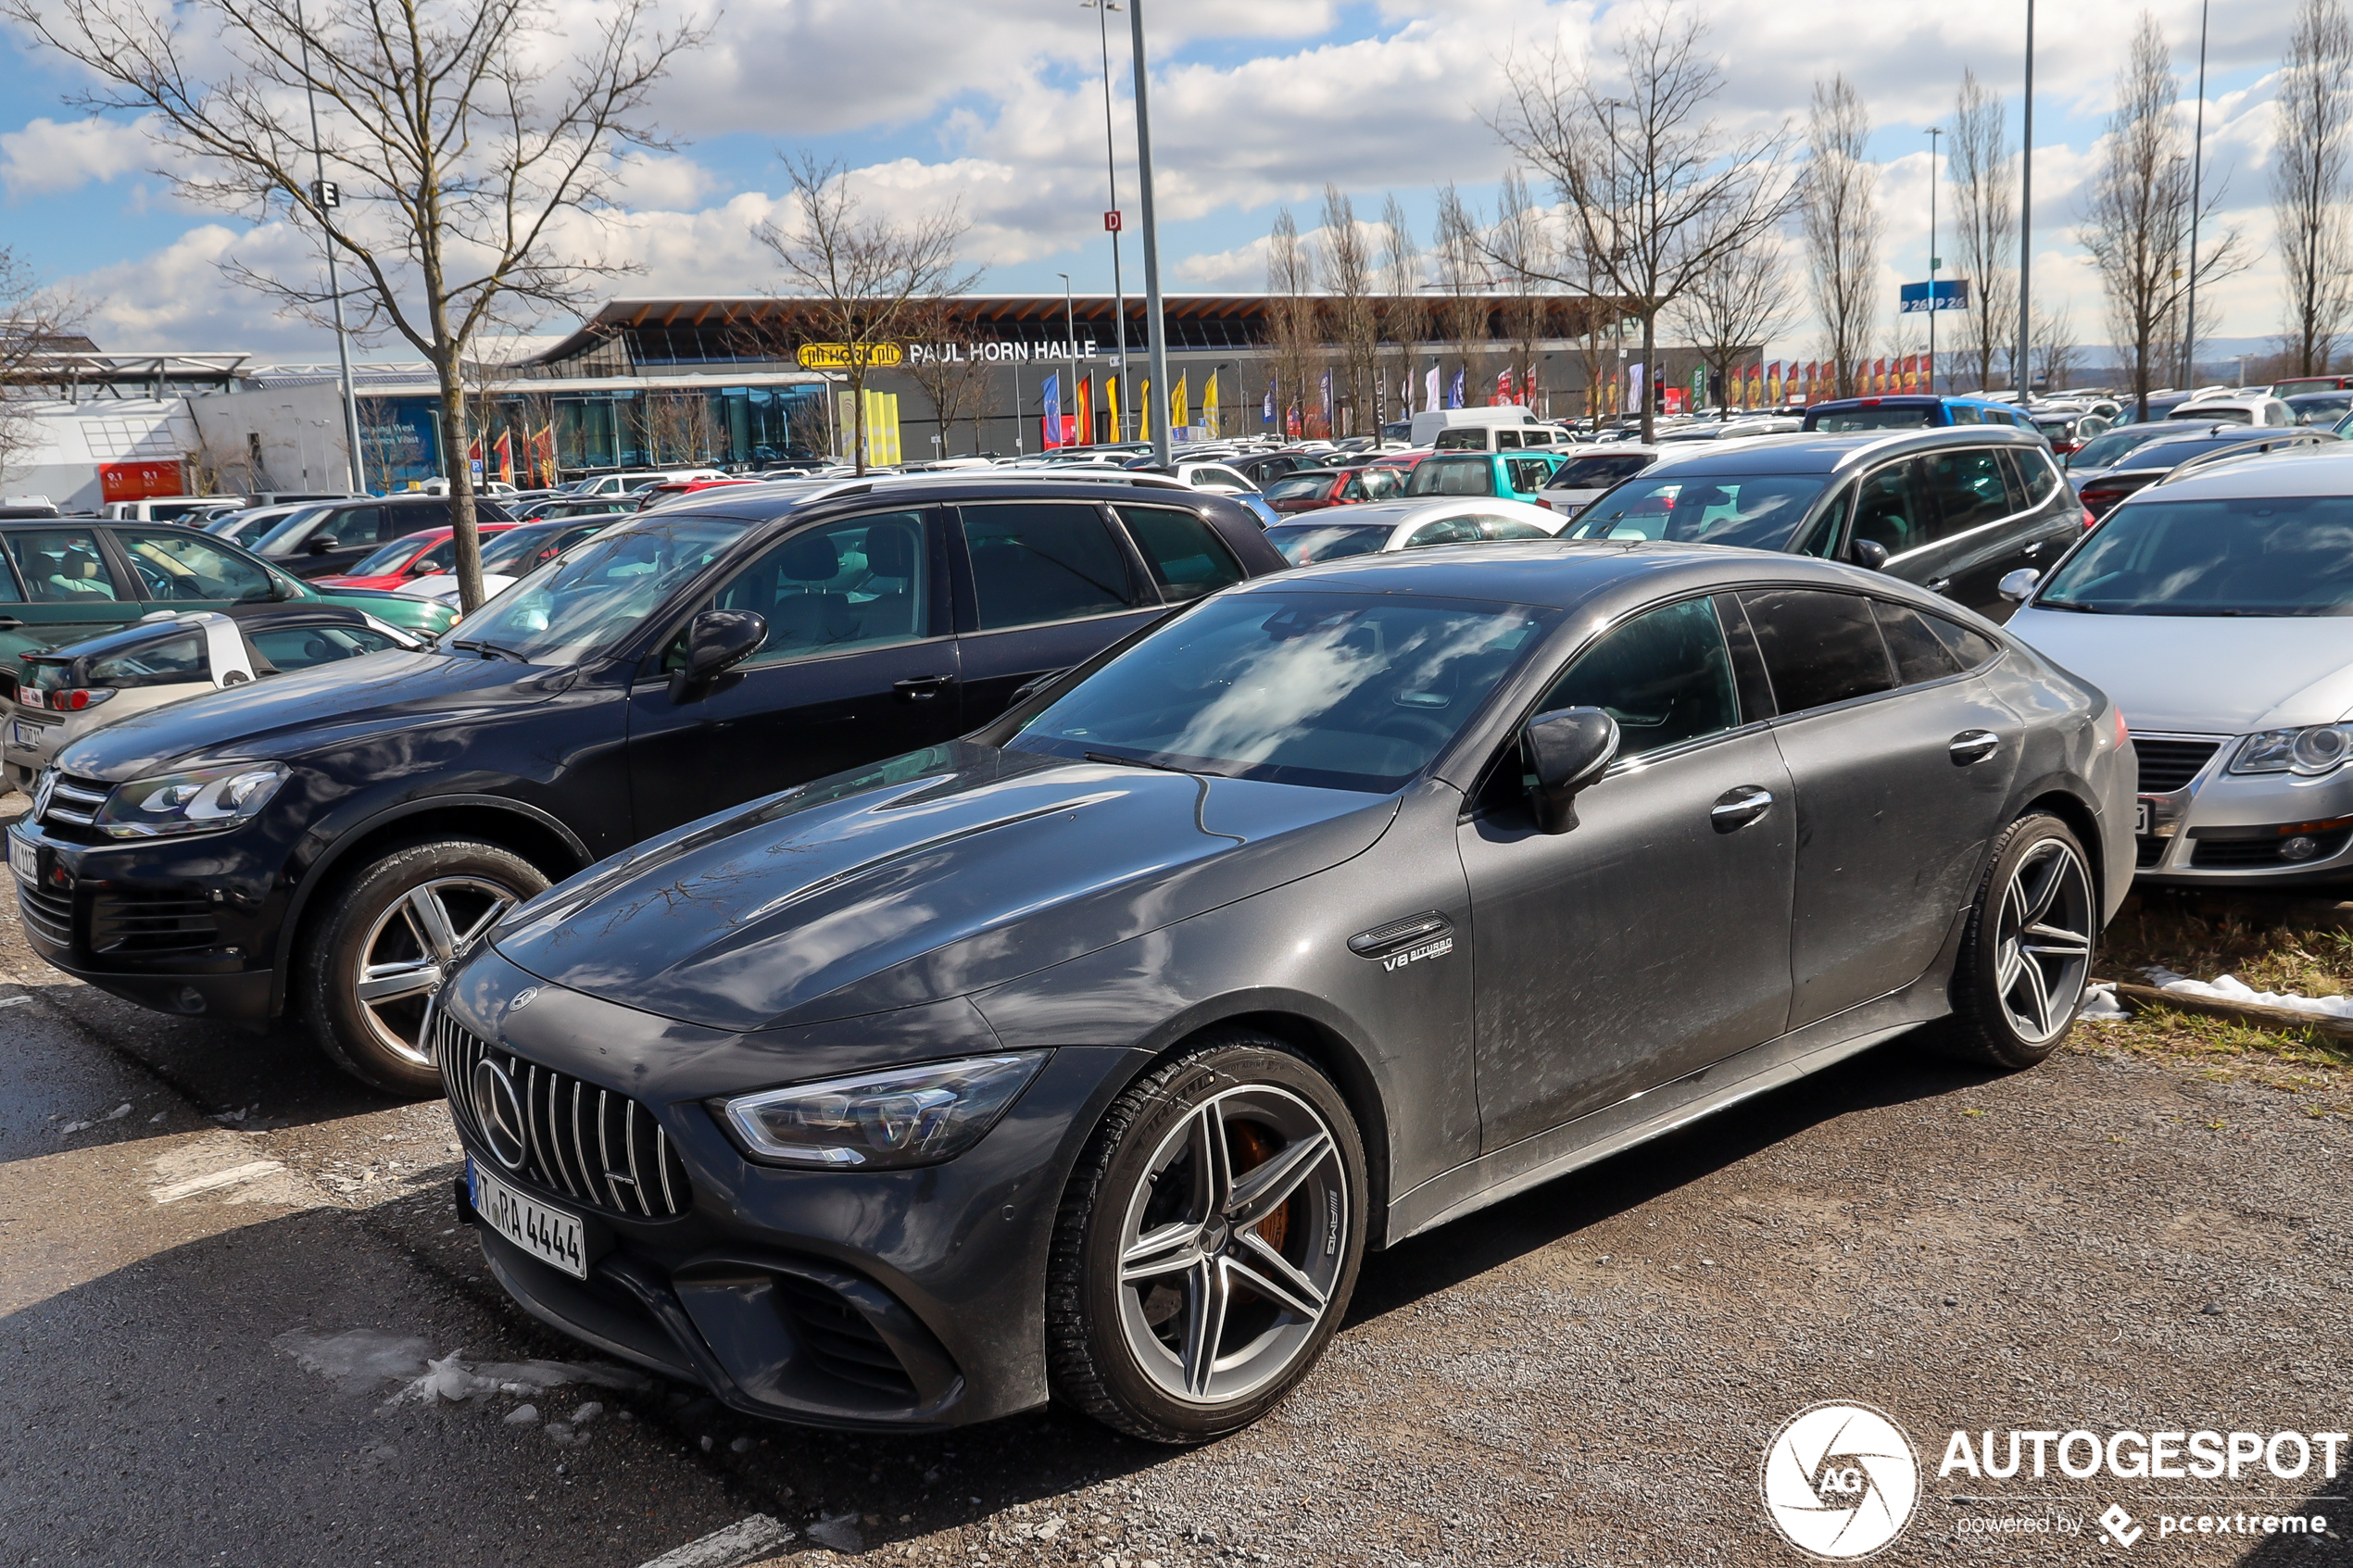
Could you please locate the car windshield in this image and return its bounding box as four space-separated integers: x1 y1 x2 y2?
2035 496 2353 616
251 506 332 552
2170 406 2252 423
1809 404 1938 432
479 524 573 571
1264 523 1393 564
1550 453 1654 488
1403 458 1496 496
1561 472 1831 550
442 515 749 663
1263 472 1337 500
1009 590 1554 793
2070 424 2198 470
348 533 436 576
2288 393 2353 423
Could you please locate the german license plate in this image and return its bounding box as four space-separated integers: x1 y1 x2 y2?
7 831 35 887
8 719 41 749
2134 799 2155 835
470 1159 585 1278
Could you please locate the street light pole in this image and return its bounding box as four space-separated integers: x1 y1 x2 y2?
2016 0 2034 402
1082 1 1127 442
2183 0 2210 385
1058 270 1077 450
296 0 364 494
1927 127 1942 395
1128 0 1171 464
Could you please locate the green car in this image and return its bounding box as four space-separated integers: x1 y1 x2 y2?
1401 449 1569 505
0 520 459 701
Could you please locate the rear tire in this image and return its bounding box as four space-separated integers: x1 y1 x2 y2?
1933 813 2096 1070
1045 1031 1367 1444
299 839 545 1097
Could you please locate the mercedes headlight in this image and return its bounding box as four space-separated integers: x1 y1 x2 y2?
2232 725 2353 777
93 761 290 838
714 1052 1048 1169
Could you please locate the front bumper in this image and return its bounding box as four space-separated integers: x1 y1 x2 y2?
441 949 1148 1431
2133 734 2353 885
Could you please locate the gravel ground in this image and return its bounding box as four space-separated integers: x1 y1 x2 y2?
5 782 2349 1566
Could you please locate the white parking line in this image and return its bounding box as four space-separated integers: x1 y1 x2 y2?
635 1514 795 1568
152 1160 284 1204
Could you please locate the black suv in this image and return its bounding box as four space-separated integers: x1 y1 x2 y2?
8 481 1284 1093
252 494 520 578
1560 427 2084 618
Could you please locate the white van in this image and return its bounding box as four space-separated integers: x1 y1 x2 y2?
100 495 248 522
1408 408 1573 452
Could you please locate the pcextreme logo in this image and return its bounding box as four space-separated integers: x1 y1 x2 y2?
1760 1402 1922 1560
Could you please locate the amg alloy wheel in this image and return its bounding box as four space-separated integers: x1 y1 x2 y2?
1048 1033 1366 1443
1938 813 2096 1069
301 839 547 1097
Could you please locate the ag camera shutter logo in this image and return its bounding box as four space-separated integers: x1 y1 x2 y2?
1761 1401 1921 1560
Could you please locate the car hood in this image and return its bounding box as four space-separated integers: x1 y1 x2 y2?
490 743 1399 1033
53 647 575 780
2006 607 2353 732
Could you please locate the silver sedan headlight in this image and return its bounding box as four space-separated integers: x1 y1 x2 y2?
715 1052 1048 1169
2232 724 2353 777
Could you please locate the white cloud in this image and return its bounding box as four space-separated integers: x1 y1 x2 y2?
1 115 153 198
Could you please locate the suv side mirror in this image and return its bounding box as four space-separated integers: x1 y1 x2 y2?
1845 538 1890 571
307 535 338 555
668 608 768 701
1998 568 2042 603
1524 706 1620 834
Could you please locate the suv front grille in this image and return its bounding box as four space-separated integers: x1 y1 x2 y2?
90 890 220 954
15 880 70 946
2132 737 2223 794
40 773 111 829
435 1010 692 1221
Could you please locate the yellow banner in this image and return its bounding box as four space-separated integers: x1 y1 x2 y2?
798 342 904 370
1202 371 1220 436
1171 371 1189 430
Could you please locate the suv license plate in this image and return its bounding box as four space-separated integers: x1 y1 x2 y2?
470 1160 586 1279
7 831 36 887
2133 799 2155 835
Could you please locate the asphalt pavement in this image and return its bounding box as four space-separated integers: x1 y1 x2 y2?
4 789 2350 1566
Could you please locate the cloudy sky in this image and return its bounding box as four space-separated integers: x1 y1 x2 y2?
0 0 2309 365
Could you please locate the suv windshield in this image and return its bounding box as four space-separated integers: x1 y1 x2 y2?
1009 590 1554 793
1264 522 1391 565
2071 424 2199 470
1551 453 1654 488
445 515 749 663
1561 472 1831 550
1809 404 1937 432
2035 496 2353 616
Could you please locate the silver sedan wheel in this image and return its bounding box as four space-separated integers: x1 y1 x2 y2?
1994 836 2094 1044
352 875 517 1068
1114 1085 1350 1406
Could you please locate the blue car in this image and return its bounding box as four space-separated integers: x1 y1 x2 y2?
1803 395 2037 433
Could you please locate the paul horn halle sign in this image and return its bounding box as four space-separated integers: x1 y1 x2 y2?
797 342 905 370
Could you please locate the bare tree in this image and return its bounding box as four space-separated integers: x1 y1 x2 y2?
1265 207 1320 436
901 298 996 457
1951 69 2020 392
0 248 85 488
1671 236 1795 418
1489 169 1555 411
753 153 976 474
2276 0 2353 375
1432 182 1491 408
1497 11 1798 439
2032 299 2079 393
2080 12 2246 418
1377 194 1423 430
9 0 705 608
1802 75 1881 400
1319 184 1378 436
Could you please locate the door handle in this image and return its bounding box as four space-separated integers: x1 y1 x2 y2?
2020 541 2043 557
1925 576 1955 594
1949 730 2001 765
892 674 954 700
1709 785 1774 833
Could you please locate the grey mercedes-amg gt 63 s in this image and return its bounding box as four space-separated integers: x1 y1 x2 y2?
436 541 2133 1443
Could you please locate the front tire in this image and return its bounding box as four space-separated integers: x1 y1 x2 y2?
1936 813 2097 1070
299 839 546 1096
1046 1032 1367 1444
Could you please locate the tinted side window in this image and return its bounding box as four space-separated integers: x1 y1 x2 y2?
249 624 398 670
90 632 207 684
1952 404 1983 424
1404 516 1481 547
114 529 275 602
1505 458 1556 494
5 530 123 602
1114 505 1243 603
2007 446 2061 508
963 503 1136 631
1851 461 1923 554
1539 596 1742 759
691 510 932 666
1924 613 2002 671
1873 600 1961 684
1919 447 2012 538
1793 485 1852 558
1741 588 1896 713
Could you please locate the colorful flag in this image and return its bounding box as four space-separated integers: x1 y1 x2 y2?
1920 349 1933 395
1139 378 1151 441
1040 373 1062 449
1425 364 1441 413
1495 368 1514 405
1076 376 1093 445
1201 371 1219 437
1109 375 1123 441
1873 357 1887 394
1263 381 1276 422
1767 363 1782 406
1320 370 1333 428
1747 364 1763 408
1447 369 1464 409
1171 371 1189 431
1628 361 1645 412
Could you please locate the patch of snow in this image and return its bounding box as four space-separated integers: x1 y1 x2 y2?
570 1400 604 1425
2078 982 2130 1021
0 993 30 1008
504 1403 540 1425
273 1328 651 1408
101 1102 131 1121
152 1160 284 1203
806 1513 865 1553
633 1514 796 1568
2143 966 2353 1020
57 1120 90 1135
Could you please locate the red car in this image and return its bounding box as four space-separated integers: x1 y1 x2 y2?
314 524 515 591
633 477 764 509
1260 465 1409 515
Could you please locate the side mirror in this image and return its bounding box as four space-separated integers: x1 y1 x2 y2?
1524 706 1620 834
667 608 768 701
307 536 338 555
1845 538 1890 571
1998 567 2042 603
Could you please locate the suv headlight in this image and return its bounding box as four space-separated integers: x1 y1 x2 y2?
714 1052 1048 1169
2232 725 2353 777
93 761 290 838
